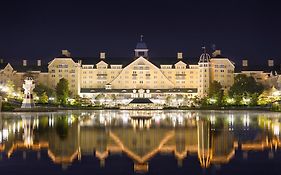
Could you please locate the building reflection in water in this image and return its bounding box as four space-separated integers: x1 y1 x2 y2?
0 110 281 173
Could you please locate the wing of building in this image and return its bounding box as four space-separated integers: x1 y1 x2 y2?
0 40 235 104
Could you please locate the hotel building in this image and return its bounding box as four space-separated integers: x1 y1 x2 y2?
235 58 281 88
0 39 235 103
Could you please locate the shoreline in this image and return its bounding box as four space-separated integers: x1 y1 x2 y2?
0 106 276 113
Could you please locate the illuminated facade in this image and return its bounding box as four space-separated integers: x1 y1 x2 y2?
0 40 235 102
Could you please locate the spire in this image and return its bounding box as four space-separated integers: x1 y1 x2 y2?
135 35 149 58
202 46 206 54
140 35 144 42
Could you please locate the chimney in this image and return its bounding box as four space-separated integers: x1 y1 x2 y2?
37 59 41 66
268 59 274 67
0 59 3 64
23 59 27 66
177 52 183 59
62 50 71 57
242 59 248 67
212 50 221 57
100 52 106 59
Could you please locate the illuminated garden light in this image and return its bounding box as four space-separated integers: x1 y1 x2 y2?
48 97 55 101
226 98 235 104
209 98 217 104
242 97 251 105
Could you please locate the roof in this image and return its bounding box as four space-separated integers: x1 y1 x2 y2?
76 56 200 68
75 57 133 66
235 59 281 74
12 64 48 72
129 98 153 104
135 41 148 50
212 54 228 58
198 52 211 63
80 88 198 94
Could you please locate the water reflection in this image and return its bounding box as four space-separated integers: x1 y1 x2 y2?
0 110 281 173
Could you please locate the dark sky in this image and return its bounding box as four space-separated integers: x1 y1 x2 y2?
0 0 280 64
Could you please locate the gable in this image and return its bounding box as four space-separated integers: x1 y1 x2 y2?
175 60 187 66
48 58 77 68
4 63 13 72
96 60 108 68
109 57 175 89
175 61 187 69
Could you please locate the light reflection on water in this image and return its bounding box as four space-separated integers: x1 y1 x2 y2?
0 110 281 174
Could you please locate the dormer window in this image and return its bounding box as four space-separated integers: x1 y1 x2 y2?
268 59 274 67
242 60 248 67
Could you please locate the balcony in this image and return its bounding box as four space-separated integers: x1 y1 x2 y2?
175 73 186 76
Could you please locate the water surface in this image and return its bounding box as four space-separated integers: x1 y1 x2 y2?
0 110 280 175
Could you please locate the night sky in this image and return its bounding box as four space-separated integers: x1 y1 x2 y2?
0 0 280 64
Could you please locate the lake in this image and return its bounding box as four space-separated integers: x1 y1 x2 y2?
0 110 280 175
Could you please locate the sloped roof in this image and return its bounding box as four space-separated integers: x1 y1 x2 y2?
235 59 281 73
136 41 148 49
75 56 199 68
12 64 48 72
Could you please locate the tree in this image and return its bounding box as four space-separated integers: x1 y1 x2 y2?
40 92 48 104
6 80 15 98
229 74 264 97
165 95 174 106
34 83 55 98
229 74 264 106
209 81 223 97
110 94 117 106
208 81 223 106
56 78 70 105
95 93 105 105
